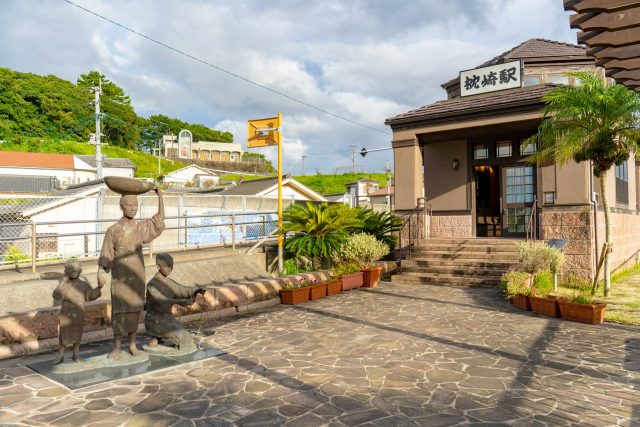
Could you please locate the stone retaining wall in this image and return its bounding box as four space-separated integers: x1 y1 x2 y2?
595 209 640 276
0 271 331 359
540 206 594 279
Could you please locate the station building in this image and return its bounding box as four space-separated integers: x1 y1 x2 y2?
386 39 640 278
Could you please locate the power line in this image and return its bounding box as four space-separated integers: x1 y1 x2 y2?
62 0 392 136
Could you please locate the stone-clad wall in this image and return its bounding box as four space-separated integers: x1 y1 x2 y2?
541 205 640 279
430 214 473 238
540 206 594 279
595 209 640 276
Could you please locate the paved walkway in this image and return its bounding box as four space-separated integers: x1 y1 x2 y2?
1 282 639 426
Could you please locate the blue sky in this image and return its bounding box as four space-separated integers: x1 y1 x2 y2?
0 0 578 174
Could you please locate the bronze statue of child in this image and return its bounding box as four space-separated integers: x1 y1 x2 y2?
52 259 103 364
145 253 206 352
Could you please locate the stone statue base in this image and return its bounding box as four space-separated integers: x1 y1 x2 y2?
51 351 149 374
142 344 197 357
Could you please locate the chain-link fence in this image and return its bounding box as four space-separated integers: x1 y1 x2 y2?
0 193 295 270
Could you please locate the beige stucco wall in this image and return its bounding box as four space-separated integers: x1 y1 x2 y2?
423 140 469 212
554 161 591 205
392 139 423 210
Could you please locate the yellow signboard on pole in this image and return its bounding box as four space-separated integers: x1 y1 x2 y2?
247 115 281 148
247 113 284 274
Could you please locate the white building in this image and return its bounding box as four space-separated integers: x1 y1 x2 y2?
0 151 135 189
161 164 220 188
161 129 243 162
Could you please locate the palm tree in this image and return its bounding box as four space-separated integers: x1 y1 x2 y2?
282 202 362 269
527 71 640 297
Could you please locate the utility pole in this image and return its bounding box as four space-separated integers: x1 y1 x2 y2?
92 79 103 179
301 155 307 176
351 145 356 173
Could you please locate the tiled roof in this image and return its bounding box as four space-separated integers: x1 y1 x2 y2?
0 151 74 169
221 175 288 196
0 175 58 194
442 39 587 88
386 84 553 125
76 155 136 169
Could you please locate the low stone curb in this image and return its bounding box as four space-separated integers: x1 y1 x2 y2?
0 271 331 359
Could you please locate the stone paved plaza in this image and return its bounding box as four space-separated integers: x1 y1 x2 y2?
1 282 639 426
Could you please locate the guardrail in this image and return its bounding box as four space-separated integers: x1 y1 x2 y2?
0 212 278 273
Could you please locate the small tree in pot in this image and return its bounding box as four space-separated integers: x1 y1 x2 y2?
335 233 389 287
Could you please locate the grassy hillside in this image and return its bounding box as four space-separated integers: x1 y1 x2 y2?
294 173 390 195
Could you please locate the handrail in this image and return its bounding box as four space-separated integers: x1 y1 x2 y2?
526 196 538 241
396 197 430 261
245 227 279 254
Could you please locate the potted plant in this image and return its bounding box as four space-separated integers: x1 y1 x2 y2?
308 279 328 300
332 262 363 291
279 278 311 305
500 271 532 311
528 271 561 317
557 290 607 324
326 278 342 296
516 241 565 289
335 233 390 288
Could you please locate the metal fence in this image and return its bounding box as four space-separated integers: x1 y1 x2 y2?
0 193 294 271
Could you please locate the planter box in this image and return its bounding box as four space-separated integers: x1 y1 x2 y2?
280 287 310 305
326 280 342 296
510 294 531 311
340 272 364 291
558 300 607 324
529 296 561 318
309 283 328 300
361 265 383 288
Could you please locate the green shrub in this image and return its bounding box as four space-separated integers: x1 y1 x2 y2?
357 209 403 250
517 241 565 274
3 244 29 266
334 233 389 268
331 262 360 277
532 271 554 297
499 271 532 298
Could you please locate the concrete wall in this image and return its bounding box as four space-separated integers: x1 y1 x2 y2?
424 140 469 212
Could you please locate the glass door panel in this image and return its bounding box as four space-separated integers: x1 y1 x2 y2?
502 166 535 236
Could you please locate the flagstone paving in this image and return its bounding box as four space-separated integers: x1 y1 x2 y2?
1 281 639 426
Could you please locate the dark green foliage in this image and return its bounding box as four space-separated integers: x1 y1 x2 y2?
357 208 403 249
283 202 362 269
0 66 233 153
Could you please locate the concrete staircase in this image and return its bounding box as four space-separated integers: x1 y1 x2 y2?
391 238 521 287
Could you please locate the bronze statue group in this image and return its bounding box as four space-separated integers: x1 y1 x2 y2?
53 187 206 364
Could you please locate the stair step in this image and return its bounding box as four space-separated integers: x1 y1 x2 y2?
415 238 523 246
400 266 506 276
407 251 518 261
391 274 500 287
402 259 516 268
410 246 518 254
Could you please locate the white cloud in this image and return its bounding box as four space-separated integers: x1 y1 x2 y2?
0 0 578 173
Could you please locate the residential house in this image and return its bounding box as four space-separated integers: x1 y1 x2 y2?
161 164 220 188
161 129 243 162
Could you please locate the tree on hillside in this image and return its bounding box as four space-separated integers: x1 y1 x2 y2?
526 71 640 297
77 71 140 149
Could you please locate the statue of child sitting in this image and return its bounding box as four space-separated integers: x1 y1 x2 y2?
145 253 206 352
52 259 103 364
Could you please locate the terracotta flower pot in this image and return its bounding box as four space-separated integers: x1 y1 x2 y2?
340 272 364 291
529 296 561 317
326 280 342 296
361 265 383 288
280 287 310 305
558 300 607 324
309 282 328 300
510 294 531 311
